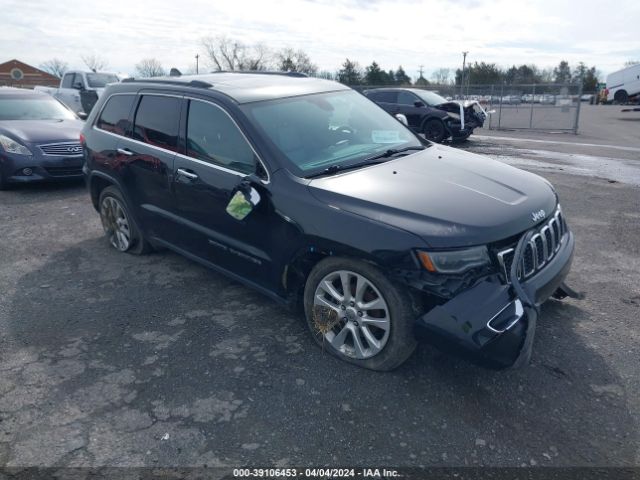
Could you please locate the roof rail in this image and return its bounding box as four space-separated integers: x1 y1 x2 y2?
210 70 308 78
121 78 213 88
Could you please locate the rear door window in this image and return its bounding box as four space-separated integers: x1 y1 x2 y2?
132 95 181 151
96 95 135 136
367 91 396 103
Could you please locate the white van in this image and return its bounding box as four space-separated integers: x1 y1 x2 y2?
606 64 640 103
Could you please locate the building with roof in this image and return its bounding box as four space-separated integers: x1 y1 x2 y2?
0 59 60 88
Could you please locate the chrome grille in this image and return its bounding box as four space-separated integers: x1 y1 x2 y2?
497 206 567 283
39 142 83 156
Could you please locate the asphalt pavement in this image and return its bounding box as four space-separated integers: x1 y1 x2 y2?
0 133 639 469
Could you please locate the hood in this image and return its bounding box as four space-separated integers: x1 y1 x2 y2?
308 144 557 248
0 119 84 144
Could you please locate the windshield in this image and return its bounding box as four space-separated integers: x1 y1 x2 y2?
242 90 422 177
86 73 118 88
0 96 76 121
413 90 448 106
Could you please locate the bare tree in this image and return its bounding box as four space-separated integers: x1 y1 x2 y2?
201 36 271 71
81 54 109 72
135 58 166 77
430 68 451 85
277 48 318 75
39 58 68 78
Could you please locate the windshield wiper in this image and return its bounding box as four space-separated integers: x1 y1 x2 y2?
306 146 426 179
360 145 426 163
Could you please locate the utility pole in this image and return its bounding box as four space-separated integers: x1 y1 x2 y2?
461 51 468 98
418 65 424 78
195 54 199 75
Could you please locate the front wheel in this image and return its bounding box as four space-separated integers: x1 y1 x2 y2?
423 118 447 143
99 186 151 254
303 257 417 371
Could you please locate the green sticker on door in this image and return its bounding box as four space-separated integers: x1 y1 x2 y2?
226 187 261 221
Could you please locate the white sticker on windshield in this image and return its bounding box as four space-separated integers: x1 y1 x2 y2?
371 130 401 143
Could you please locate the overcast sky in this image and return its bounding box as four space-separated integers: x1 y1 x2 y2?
1 0 638 79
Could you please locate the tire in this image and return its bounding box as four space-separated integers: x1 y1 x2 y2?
0 171 7 191
98 186 151 255
452 132 472 143
303 257 417 371
614 90 628 104
423 118 447 143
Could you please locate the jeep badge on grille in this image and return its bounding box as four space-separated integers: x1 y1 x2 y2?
531 209 546 222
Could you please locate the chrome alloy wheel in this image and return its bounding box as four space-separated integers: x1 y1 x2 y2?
100 196 131 252
313 270 391 359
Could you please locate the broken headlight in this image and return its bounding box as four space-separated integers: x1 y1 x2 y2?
417 246 490 274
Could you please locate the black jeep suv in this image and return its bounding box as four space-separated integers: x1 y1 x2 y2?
82 72 575 371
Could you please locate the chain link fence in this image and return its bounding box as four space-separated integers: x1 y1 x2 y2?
355 83 584 133
415 83 584 133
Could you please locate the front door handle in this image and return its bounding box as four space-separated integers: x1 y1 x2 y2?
117 148 133 156
177 168 198 180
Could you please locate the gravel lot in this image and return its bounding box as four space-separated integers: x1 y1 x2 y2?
1 135 639 469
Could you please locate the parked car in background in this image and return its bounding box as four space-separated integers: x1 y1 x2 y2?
81 72 576 371
0 88 84 189
605 63 640 103
364 88 488 142
35 70 119 115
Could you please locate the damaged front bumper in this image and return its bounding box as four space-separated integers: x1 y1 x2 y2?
417 230 575 369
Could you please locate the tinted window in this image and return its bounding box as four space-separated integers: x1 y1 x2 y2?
186 100 256 174
133 95 180 151
398 91 419 106
61 73 74 89
367 91 396 103
87 73 119 88
96 95 135 135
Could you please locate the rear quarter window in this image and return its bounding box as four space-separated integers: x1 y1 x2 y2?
132 95 181 151
96 95 135 136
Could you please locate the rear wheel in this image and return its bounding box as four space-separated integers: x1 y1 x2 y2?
303 257 417 371
99 186 151 254
614 90 628 104
423 118 446 143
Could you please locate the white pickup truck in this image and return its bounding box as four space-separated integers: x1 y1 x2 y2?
35 70 119 116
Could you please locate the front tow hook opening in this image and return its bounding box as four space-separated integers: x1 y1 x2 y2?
486 299 524 334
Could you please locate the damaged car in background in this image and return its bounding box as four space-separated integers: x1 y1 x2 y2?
82 72 578 371
364 87 489 143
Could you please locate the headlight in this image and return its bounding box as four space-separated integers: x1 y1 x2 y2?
417 246 490 274
0 135 32 155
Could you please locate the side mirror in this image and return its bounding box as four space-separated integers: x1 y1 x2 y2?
414 101 425 108
395 114 408 126
77 111 88 120
73 82 85 90
226 175 262 220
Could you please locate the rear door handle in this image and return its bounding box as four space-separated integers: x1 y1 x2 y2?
117 148 133 156
177 168 198 180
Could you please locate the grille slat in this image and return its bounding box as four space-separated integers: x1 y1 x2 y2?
497 207 567 283
44 166 83 177
39 142 83 156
